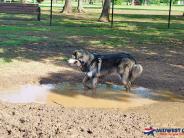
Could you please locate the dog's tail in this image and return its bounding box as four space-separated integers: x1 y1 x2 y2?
129 64 143 82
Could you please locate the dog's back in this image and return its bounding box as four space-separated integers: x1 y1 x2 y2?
94 52 136 62
93 52 137 70
93 52 143 89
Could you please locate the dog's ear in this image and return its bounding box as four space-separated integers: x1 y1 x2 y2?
79 49 85 54
74 49 84 58
73 50 79 58
79 49 84 52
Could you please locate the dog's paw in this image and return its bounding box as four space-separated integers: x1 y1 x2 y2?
96 73 101 77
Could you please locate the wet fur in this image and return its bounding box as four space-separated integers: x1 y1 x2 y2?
68 50 143 91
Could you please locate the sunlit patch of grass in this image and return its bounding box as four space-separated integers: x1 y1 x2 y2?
90 40 101 45
0 58 6 64
0 6 183 64
0 48 4 53
0 58 13 64
0 35 44 47
0 25 48 32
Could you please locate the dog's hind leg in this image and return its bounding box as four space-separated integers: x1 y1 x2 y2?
129 64 143 82
118 58 134 91
120 67 131 92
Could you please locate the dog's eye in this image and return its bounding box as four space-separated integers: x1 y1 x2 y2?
81 61 85 65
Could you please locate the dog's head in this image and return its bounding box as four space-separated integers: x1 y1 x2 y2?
68 50 92 70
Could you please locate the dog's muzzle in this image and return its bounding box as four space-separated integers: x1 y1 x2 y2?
68 58 81 67
68 58 89 72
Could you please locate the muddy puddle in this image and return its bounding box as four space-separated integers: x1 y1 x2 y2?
0 83 183 110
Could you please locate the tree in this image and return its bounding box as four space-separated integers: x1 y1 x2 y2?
20 0 26 3
144 0 148 5
99 0 111 22
77 0 85 13
61 0 72 14
36 0 44 3
114 0 122 5
89 0 94 4
131 0 135 5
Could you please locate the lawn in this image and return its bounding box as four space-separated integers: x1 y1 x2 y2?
0 6 183 63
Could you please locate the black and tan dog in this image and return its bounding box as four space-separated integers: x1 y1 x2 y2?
68 49 143 91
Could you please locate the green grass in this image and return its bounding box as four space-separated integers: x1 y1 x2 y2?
0 6 183 64
40 2 184 11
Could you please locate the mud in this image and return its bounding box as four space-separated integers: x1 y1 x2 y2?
1 83 182 109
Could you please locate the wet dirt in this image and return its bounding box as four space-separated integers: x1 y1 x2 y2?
0 83 183 110
0 84 184 137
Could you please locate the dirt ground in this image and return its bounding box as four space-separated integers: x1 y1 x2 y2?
0 102 184 137
0 102 152 138
0 43 183 137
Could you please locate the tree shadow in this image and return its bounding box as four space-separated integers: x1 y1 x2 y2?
115 14 184 20
85 6 184 12
0 12 183 64
0 13 183 67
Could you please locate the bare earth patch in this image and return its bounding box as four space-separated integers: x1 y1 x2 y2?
0 102 151 138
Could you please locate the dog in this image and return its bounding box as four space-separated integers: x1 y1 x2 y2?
68 49 143 91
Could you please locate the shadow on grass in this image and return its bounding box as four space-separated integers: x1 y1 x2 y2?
0 12 183 62
84 6 184 12
115 13 184 20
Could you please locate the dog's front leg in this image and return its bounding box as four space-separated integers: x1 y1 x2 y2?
92 77 98 89
92 77 98 94
97 58 102 77
82 75 91 89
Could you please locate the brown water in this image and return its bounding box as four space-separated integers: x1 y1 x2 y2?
0 83 183 109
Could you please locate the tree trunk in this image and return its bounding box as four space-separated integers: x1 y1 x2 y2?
89 0 93 4
61 0 72 14
102 0 104 7
77 0 85 13
98 0 110 22
144 0 148 5
20 0 26 3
